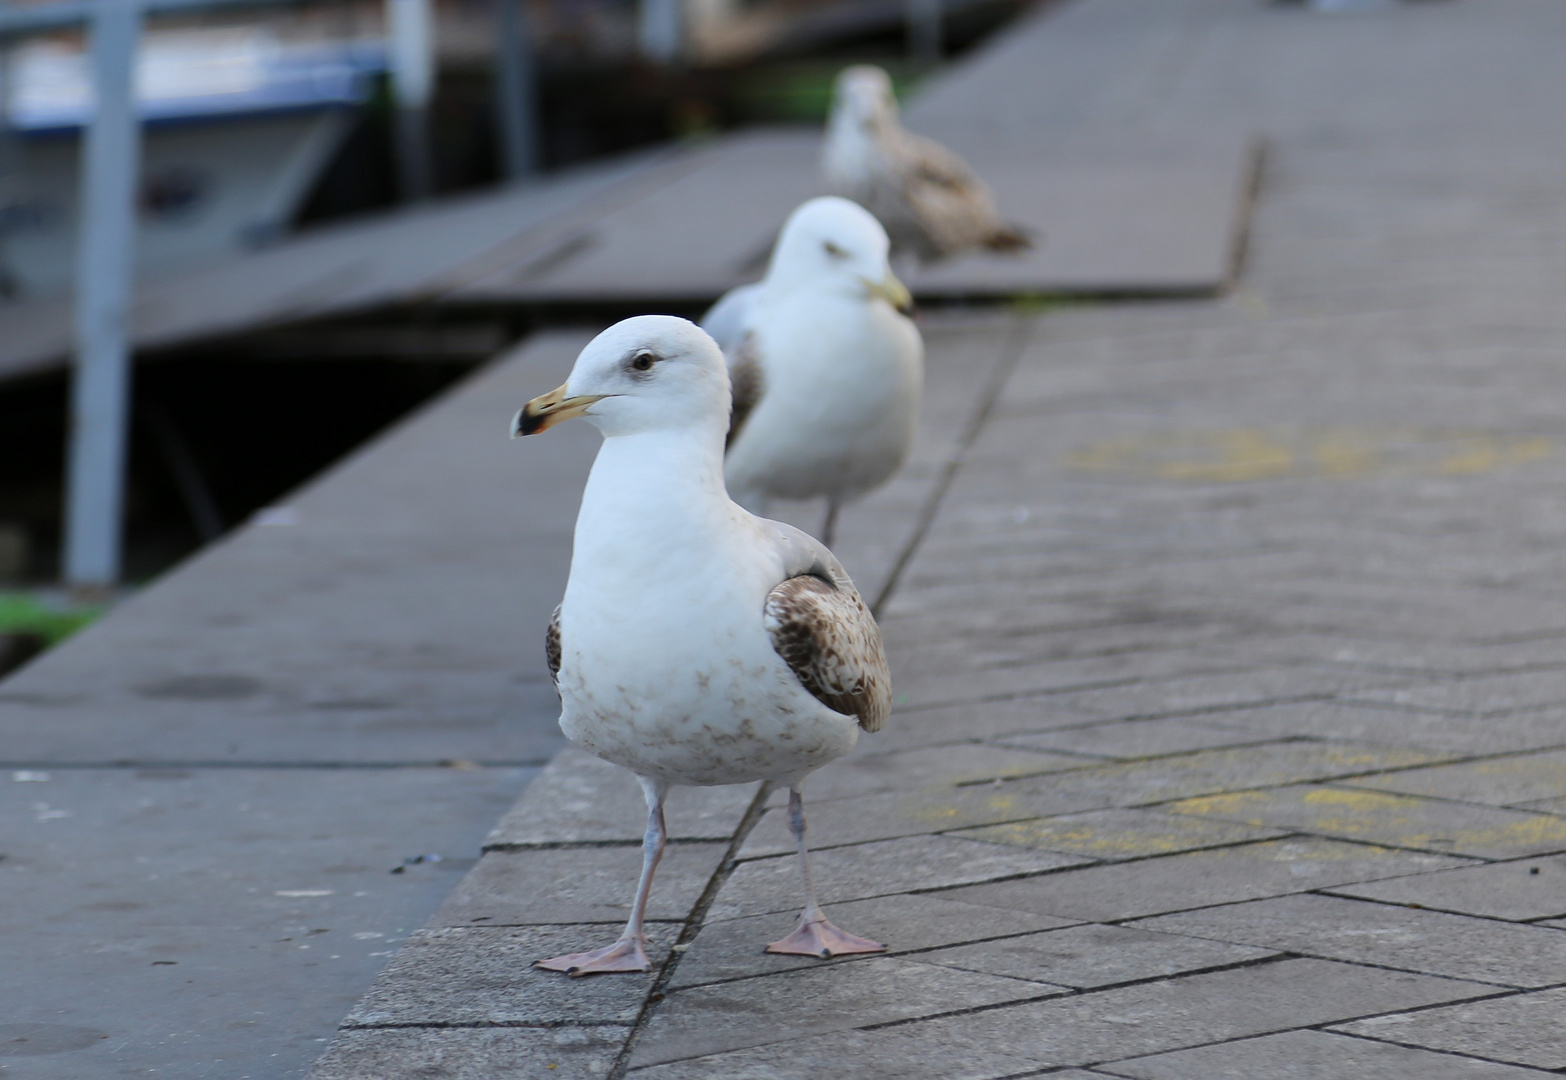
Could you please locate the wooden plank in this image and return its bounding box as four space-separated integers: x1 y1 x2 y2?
0 148 676 381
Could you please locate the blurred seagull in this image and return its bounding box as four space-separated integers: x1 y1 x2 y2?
822 64 1032 264
704 196 923 547
513 315 893 975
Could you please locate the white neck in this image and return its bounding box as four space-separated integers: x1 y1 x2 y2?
571 423 736 584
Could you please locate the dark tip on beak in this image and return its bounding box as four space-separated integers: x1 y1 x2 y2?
512 406 548 438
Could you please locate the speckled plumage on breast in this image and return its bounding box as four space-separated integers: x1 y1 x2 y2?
555 646 858 786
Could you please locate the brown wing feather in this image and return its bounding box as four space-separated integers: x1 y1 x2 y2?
764 575 891 733
902 131 985 193
899 132 1032 258
545 603 562 695
727 334 765 449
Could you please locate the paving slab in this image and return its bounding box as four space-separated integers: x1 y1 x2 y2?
1326 854 1566 920
999 958 1499 1062
1200 701 1566 756
937 838 1470 923
892 658 1371 715
1165 784 1566 858
667 892 1076 989
712 835 1090 921
1345 670 1566 717
427 844 729 927
0 765 531 1080
341 924 681 1026
1333 987 1566 1071
1137 893 1566 988
685 958 1488 1073
1342 748 1566 807
484 746 759 846
737 781 1057 859
768 741 1089 805
952 807 1287 860
1103 1028 1552 1080
919 923 1276 989
1019 668 1409 721
865 697 1113 753
629 956 1060 1068
998 719 1281 760
626 1022 1046 1080
308 1026 628 1080
992 740 1453 815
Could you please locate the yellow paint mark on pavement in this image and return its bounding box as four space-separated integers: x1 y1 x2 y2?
1169 784 1566 857
961 809 1276 858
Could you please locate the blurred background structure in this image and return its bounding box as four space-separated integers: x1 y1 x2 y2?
0 0 1038 655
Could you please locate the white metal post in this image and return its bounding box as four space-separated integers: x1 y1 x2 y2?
0 6 21 296
64 0 143 588
387 0 434 198
638 0 681 64
493 0 536 178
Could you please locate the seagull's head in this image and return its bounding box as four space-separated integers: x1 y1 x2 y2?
513 315 730 439
830 65 898 133
766 196 913 315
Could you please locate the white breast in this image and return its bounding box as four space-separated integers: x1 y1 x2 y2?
725 291 923 504
556 446 860 786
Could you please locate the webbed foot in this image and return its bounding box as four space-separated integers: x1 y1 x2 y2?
766 916 886 959
535 936 650 976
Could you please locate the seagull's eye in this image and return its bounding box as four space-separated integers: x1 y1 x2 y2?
823 241 848 260
629 351 658 373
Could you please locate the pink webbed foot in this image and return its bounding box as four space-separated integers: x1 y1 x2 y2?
534 936 651 977
766 915 887 959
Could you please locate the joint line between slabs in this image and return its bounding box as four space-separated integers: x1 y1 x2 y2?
893 684 1341 718
850 960 1525 1051
1068 991 1543 1080
1325 1021 1566 1073
1308 886 1566 930
852 955 1297 1037
871 313 1037 618
607 779 776 1080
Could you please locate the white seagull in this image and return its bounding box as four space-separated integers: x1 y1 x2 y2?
822 64 1031 264
704 195 924 547
513 315 893 976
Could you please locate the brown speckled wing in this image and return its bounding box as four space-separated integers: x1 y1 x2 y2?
898 132 1013 259
764 575 890 733
903 131 983 194
545 604 562 695
726 334 765 449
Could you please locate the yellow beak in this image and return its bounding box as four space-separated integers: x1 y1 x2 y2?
511 383 606 437
863 270 914 316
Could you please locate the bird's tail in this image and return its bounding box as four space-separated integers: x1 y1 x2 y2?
985 226 1035 253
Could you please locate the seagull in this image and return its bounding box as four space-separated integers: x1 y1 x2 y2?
822 64 1032 264
512 315 893 976
704 195 923 547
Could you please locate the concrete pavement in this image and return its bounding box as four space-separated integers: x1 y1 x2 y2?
0 335 602 1077
310 0 1566 1076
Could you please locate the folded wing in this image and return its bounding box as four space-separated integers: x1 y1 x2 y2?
764 574 890 733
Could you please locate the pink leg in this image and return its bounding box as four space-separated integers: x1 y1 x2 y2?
766 785 886 959
536 776 667 977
